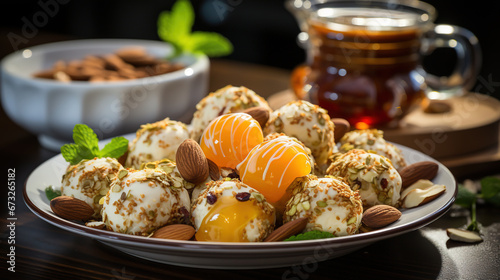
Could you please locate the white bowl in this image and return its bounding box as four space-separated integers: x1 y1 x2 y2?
1 39 209 151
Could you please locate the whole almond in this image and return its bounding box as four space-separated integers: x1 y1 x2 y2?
264 217 308 242
242 107 270 128
362 205 401 229
399 161 438 189
50 196 94 221
152 224 195 240
332 118 350 143
176 139 209 185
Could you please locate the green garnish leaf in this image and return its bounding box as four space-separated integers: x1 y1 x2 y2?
99 137 129 159
157 0 194 56
45 185 61 201
61 124 128 165
157 0 233 58
284 230 335 241
72 124 99 158
455 184 476 208
61 143 84 165
480 177 500 206
186 31 234 57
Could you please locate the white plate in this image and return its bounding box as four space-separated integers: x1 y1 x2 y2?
23 134 456 269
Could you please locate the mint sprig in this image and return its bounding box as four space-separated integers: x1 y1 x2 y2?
157 0 233 57
455 177 500 232
61 124 128 165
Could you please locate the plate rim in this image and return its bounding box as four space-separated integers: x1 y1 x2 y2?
23 142 457 252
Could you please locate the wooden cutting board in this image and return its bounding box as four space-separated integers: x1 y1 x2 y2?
267 90 500 178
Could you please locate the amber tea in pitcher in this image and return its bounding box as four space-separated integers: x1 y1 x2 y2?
288 0 481 128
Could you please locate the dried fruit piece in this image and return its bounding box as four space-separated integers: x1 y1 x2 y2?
50 196 94 221
176 139 210 185
235 192 251 202
446 228 483 243
399 161 438 189
264 217 308 242
362 205 401 229
152 224 195 240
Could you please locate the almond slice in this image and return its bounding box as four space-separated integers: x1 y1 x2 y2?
400 179 434 199
264 217 308 242
402 182 446 208
446 228 483 243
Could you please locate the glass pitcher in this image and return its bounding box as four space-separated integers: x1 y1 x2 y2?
287 0 481 128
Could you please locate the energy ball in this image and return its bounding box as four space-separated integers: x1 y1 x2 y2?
190 85 271 141
264 100 335 166
191 179 275 242
339 129 407 170
283 175 363 236
126 118 190 169
326 149 402 207
61 157 123 217
101 168 191 235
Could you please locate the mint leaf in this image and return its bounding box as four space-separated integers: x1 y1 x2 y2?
61 143 86 165
157 0 194 55
186 31 233 57
455 184 476 208
480 177 500 199
99 137 129 159
480 177 500 206
45 185 61 201
72 124 99 159
284 230 335 241
157 0 233 58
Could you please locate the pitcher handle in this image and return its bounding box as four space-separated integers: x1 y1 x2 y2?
421 24 482 99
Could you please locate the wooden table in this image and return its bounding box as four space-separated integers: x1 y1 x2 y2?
1 59 499 280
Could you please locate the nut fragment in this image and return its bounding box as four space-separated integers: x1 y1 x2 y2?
176 139 210 184
207 158 220 181
50 196 94 221
362 205 401 229
85 221 106 230
331 118 350 143
446 228 483 243
242 107 270 128
401 179 446 208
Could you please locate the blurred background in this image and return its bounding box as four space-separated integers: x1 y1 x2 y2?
1 0 499 99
